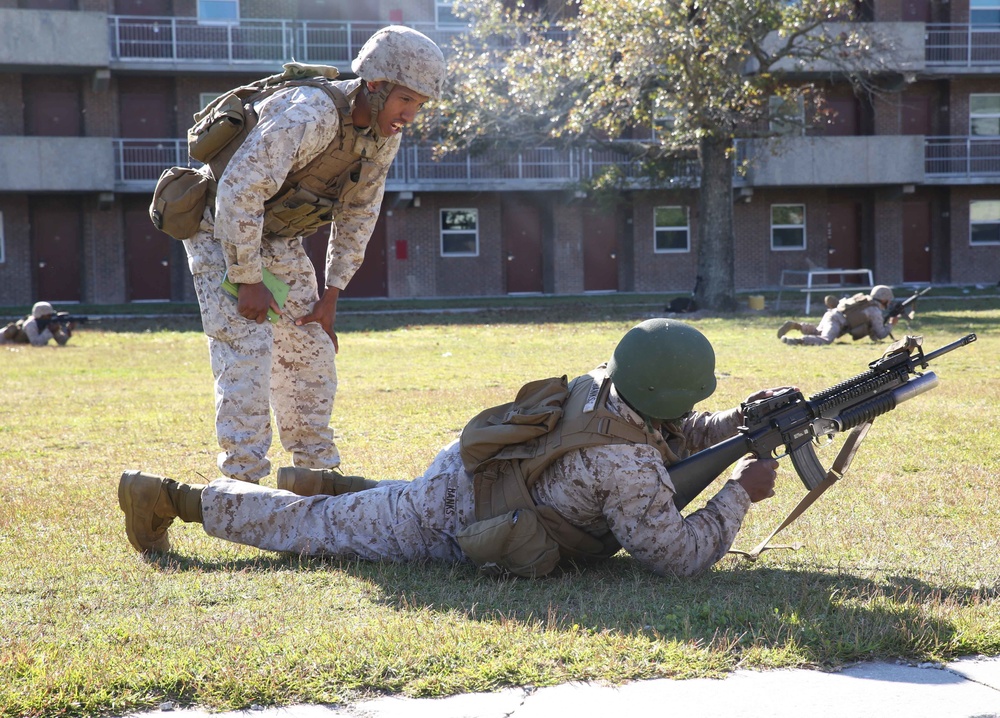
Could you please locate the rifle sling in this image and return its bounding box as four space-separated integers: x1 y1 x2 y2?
729 422 873 561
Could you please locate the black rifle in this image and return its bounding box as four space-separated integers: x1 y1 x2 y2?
885 286 932 322
669 333 976 510
37 313 91 331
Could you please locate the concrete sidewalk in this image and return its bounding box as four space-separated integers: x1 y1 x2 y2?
130 656 1000 718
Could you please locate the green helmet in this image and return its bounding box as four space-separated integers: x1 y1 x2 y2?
607 319 717 421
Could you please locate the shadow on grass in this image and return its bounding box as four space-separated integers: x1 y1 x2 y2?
146 548 993 664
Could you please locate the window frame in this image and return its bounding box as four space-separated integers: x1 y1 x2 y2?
971 0 1000 26
653 205 690 254
440 208 480 257
970 93 1000 136
197 0 239 26
969 200 1000 246
770 204 807 251
436 0 464 27
768 95 805 136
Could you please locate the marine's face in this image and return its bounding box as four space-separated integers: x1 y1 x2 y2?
369 81 430 137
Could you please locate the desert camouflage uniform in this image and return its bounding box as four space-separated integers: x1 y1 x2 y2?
201 368 752 577
183 84 399 482
19 316 71 346
798 303 891 345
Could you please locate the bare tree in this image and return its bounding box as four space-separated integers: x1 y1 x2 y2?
424 0 893 310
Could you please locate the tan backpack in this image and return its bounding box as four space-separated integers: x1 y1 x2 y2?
455 373 669 577
148 63 345 240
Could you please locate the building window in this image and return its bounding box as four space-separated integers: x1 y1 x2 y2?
0 211 5 264
199 92 226 110
970 94 1000 136
436 0 464 26
771 204 806 250
441 209 479 256
198 0 238 24
971 0 1000 25
769 95 805 135
970 200 1000 245
653 206 690 253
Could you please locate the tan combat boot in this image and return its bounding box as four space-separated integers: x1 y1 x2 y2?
776 321 801 339
276 467 378 497
118 470 204 554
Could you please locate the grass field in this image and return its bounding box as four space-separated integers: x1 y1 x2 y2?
1 300 997 717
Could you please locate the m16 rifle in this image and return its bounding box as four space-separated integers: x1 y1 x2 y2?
668 333 976 512
36 312 92 331
885 285 932 322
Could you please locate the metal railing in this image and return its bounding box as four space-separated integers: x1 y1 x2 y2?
113 139 189 182
113 135 1000 187
926 23 1000 66
109 16 467 64
113 138 698 187
925 136 1000 177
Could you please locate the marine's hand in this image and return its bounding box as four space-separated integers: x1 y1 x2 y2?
296 286 339 352
732 455 778 503
237 281 280 324
738 387 797 422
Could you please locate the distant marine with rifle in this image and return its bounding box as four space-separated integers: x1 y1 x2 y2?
775 285 932 346
1 301 89 347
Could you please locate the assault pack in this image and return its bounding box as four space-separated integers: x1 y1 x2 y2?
455 371 672 578
838 292 880 340
150 62 381 240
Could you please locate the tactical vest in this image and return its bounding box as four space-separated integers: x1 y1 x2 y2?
2 318 28 344
456 370 671 576
188 66 395 239
838 292 878 340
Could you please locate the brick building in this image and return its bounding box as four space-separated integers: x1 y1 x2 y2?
0 0 998 306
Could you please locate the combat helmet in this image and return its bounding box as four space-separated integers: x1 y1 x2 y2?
352 25 446 100
607 318 717 421
870 285 894 303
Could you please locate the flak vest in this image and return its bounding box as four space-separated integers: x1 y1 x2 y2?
191 72 393 239
457 370 675 574
838 293 879 340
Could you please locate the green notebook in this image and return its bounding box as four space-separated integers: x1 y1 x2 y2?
221 267 290 324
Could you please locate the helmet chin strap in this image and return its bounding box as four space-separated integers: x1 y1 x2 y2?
365 81 396 140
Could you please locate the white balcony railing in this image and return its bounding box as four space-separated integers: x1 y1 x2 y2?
926 24 1000 66
109 16 467 64
924 136 1000 177
112 139 698 187
112 136 1000 188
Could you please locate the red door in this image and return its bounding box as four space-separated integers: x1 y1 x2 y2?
827 201 863 279
820 95 859 136
902 0 931 22
31 197 82 302
118 77 174 138
502 195 544 294
583 207 619 292
23 76 82 137
305 214 388 298
124 199 173 300
901 94 934 136
902 200 933 283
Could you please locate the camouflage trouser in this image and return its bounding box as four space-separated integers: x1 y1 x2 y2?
201 444 477 561
799 310 847 345
184 226 339 482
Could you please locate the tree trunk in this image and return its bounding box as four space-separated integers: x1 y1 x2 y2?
695 134 738 312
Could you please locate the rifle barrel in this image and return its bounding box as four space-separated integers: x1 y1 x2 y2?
918 333 976 365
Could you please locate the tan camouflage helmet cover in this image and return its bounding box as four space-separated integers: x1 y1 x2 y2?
352 25 446 99
32 301 54 318
870 285 894 303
